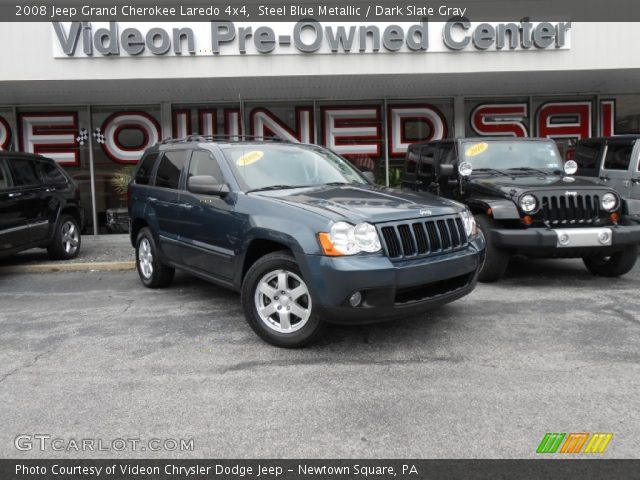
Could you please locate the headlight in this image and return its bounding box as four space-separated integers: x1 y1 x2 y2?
519 194 538 213
319 221 381 256
601 193 618 212
459 209 477 237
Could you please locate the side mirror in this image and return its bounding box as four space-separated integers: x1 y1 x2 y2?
362 171 376 184
187 175 230 196
439 164 455 177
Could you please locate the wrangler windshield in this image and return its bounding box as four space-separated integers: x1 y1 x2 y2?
461 140 563 172
220 143 368 192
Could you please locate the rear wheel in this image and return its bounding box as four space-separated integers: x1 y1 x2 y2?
242 251 324 348
135 228 175 288
583 244 638 277
475 214 510 283
47 214 81 260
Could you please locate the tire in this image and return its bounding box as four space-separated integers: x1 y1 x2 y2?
475 214 510 283
241 251 324 348
583 244 639 277
47 214 81 260
135 227 175 288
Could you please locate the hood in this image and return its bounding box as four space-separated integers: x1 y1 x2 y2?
254 184 462 224
469 173 611 199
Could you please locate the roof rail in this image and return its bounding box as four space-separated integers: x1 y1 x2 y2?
158 134 294 145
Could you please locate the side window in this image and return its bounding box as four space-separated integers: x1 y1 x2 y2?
603 143 633 171
188 151 225 184
419 146 436 177
39 161 67 185
0 159 12 190
154 150 188 190
438 144 456 165
135 152 159 185
9 158 41 187
574 141 602 176
405 147 419 174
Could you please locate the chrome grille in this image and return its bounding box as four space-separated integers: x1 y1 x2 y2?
380 215 468 259
540 194 601 225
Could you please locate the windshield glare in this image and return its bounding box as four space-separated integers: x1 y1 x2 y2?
461 141 563 171
221 144 368 191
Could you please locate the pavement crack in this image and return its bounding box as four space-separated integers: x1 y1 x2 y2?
216 355 466 374
0 347 56 386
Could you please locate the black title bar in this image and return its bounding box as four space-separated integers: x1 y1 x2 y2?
2 0 640 21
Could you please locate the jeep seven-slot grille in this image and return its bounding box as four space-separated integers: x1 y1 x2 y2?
380 215 468 259
540 194 602 225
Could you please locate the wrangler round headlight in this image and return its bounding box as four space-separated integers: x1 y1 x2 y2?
327 221 381 255
601 193 618 212
520 194 538 213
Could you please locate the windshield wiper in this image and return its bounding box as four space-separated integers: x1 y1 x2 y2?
321 181 361 186
246 185 306 193
507 167 552 176
472 168 506 176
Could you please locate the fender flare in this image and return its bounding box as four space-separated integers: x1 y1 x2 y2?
466 197 520 220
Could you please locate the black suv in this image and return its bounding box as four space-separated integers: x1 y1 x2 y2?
128 136 485 347
402 138 640 282
0 152 83 260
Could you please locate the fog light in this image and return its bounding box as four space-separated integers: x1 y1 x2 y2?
558 233 570 246
349 291 363 307
598 231 611 244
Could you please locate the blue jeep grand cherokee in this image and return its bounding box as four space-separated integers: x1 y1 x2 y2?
128 136 485 347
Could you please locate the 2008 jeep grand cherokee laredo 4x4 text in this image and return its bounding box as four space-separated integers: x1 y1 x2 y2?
128 136 485 347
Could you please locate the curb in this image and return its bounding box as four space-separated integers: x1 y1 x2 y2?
0 261 136 274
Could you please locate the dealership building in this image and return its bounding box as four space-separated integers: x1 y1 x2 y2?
0 20 639 234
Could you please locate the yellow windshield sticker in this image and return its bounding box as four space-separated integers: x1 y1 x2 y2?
236 151 264 166
466 142 488 157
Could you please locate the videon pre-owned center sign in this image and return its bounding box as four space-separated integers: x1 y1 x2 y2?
52 20 571 57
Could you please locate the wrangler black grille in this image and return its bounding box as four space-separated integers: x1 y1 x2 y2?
539 194 602 225
380 215 468 259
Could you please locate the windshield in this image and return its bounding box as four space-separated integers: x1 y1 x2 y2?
461 140 563 172
220 143 368 192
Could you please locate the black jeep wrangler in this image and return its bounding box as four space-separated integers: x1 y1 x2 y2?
128 136 485 347
402 137 640 282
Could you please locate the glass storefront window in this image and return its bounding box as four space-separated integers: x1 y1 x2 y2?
91 105 161 234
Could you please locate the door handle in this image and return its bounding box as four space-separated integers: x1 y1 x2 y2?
599 176 610 182
45 187 55 192
180 203 193 210
148 197 158 204
632 178 640 185
8 192 22 198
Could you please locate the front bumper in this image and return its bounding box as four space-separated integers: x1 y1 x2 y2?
298 236 484 324
492 224 640 254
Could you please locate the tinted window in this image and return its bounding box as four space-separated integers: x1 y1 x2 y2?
188 151 224 184
603 143 633 171
0 160 11 189
419 146 436 176
438 144 456 165
405 148 419 174
9 158 41 186
154 151 188 189
39 161 67 185
136 152 159 185
574 141 602 175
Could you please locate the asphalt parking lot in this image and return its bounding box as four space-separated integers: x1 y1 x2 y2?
1 257 639 459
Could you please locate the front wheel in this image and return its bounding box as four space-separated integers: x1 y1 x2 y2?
135 228 175 288
583 244 639 277
242 251 324 348
475 214 510 282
